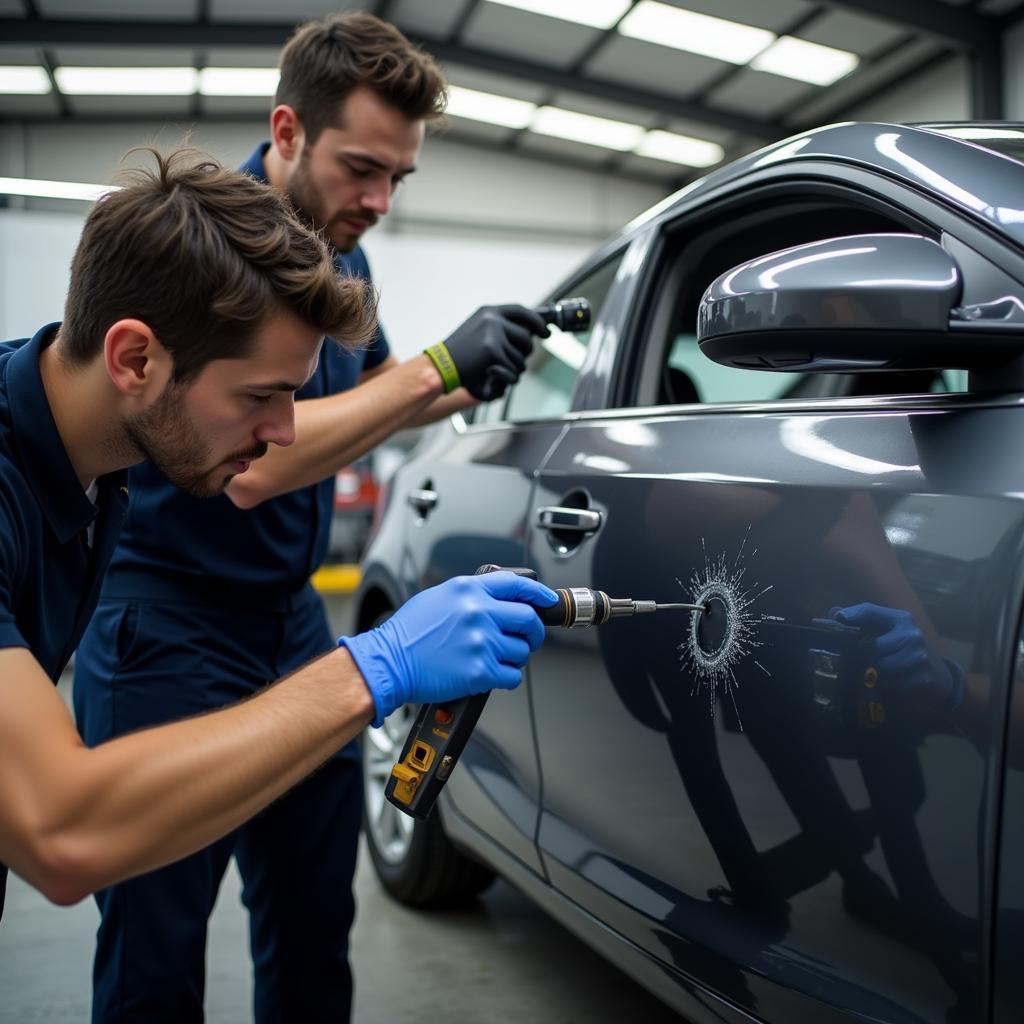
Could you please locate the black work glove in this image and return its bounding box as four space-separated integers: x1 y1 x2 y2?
424 304 550 402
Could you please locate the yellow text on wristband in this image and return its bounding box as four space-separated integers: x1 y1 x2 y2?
424 342 461 394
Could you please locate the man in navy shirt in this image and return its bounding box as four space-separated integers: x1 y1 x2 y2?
73 12 548 1024
0 151 553 939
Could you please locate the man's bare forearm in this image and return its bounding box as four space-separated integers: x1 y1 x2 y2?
0 647 372 904
404 388 477 428
228 354 445 507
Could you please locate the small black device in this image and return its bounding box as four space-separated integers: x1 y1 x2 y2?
535 296 591 333
385 565 702 820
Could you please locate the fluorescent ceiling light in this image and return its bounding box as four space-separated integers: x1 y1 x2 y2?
55 66 198 95
0 66 51 95
0 176 113 201
619 1 775 64
486 0 631 30
530 106 645 151
751 37 858 86
446 85 537 129
635 130 723 167
198 67 279 96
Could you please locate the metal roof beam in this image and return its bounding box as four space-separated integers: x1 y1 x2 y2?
818 0 998 51
419 38 781 138
0 17 784 140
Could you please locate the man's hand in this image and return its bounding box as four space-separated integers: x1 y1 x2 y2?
339 571 558 726
831 603 964 711
425 304 550 402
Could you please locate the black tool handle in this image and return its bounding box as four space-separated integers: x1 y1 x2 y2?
384 565 539 820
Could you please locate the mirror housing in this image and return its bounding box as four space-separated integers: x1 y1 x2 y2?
697 233 1024 377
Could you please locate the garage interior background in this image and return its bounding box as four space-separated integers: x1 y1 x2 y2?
3 2 1024 1021
3 0 1024 354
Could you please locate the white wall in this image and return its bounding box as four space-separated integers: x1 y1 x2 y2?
0 122 665 356
0 210 81 341
0 205 593 355
844 54 969 123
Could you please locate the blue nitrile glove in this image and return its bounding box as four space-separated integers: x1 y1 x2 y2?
339 571 559 727
424 305 550 402
831 603 965 711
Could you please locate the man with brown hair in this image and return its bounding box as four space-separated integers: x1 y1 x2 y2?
72 11 548 1024
0 150 553 957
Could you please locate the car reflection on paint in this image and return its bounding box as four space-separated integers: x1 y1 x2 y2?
354 122 1024 1024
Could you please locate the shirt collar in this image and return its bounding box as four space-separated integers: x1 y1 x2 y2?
7 323 129 544
239 142 272 185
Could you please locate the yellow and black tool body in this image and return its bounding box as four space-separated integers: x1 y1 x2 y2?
385 565 703 820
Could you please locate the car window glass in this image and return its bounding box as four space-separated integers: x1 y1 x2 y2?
504 252 625 422
665 333 796 404
640 198 977 408
662 337 969 404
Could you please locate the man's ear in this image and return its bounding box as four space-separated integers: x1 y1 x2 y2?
270 105 305 162
103 319 172 398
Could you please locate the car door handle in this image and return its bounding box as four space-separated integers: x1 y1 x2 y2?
407 488 438 512
535 506 602 533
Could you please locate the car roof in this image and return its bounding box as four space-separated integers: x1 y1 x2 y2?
618 121 1024 252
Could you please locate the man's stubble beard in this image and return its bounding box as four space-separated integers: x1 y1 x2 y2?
285 152 361 255
122 383 231 499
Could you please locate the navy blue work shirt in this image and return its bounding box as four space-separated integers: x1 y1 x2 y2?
0 323 130 918
101 142 390 606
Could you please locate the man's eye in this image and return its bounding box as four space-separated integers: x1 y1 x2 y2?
345 162 372 178
249 394 273 405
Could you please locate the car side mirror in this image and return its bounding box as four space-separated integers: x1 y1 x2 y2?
697 233 1024 387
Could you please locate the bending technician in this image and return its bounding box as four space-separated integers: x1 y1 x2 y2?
73 12 548 1024
0 152 554 951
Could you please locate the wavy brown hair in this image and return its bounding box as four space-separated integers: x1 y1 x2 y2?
276 11 447 143
61 148 377 383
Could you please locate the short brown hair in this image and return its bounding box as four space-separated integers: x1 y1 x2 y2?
61 148 376 384
276 11 446 144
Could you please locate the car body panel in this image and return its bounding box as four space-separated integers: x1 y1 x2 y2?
993 615 1024 1024
378 420 567 875
526 397 1024 1023
358 121 1024 1022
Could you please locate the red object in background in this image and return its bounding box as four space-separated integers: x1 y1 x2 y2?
334 461 379 512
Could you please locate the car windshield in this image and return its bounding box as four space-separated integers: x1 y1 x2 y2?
925 126 1024 165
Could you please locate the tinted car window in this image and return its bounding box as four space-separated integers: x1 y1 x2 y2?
663 335 969 405
664 332 795 404
504 251 625 422
639 197 972 408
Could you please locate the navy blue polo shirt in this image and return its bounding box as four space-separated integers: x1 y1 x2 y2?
101 143 390 604
0 323 130 918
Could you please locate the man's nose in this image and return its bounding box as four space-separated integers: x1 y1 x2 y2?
362 179 391 216
256 400 296 448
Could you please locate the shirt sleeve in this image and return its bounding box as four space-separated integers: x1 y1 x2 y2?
340 247 390 369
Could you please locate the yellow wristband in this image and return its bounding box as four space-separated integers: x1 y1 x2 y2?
424 342 461 394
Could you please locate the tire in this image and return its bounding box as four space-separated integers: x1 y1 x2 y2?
360 611 495 908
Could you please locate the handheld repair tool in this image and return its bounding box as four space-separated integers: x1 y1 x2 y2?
385 565 705 820
535 296 591 333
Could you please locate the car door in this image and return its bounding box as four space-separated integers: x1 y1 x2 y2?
393 243 633 874
527 185 1022 1023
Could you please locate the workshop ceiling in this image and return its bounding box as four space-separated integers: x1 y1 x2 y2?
0 0 1021 185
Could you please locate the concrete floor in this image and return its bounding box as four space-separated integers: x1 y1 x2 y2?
0 838 685 1023
0 593 685 1023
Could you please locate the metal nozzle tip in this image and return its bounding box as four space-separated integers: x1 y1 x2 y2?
657 603 707 613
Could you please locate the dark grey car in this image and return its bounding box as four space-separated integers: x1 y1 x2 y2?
354 122 1024 1024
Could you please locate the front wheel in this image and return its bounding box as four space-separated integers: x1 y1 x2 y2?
362 704 495 907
